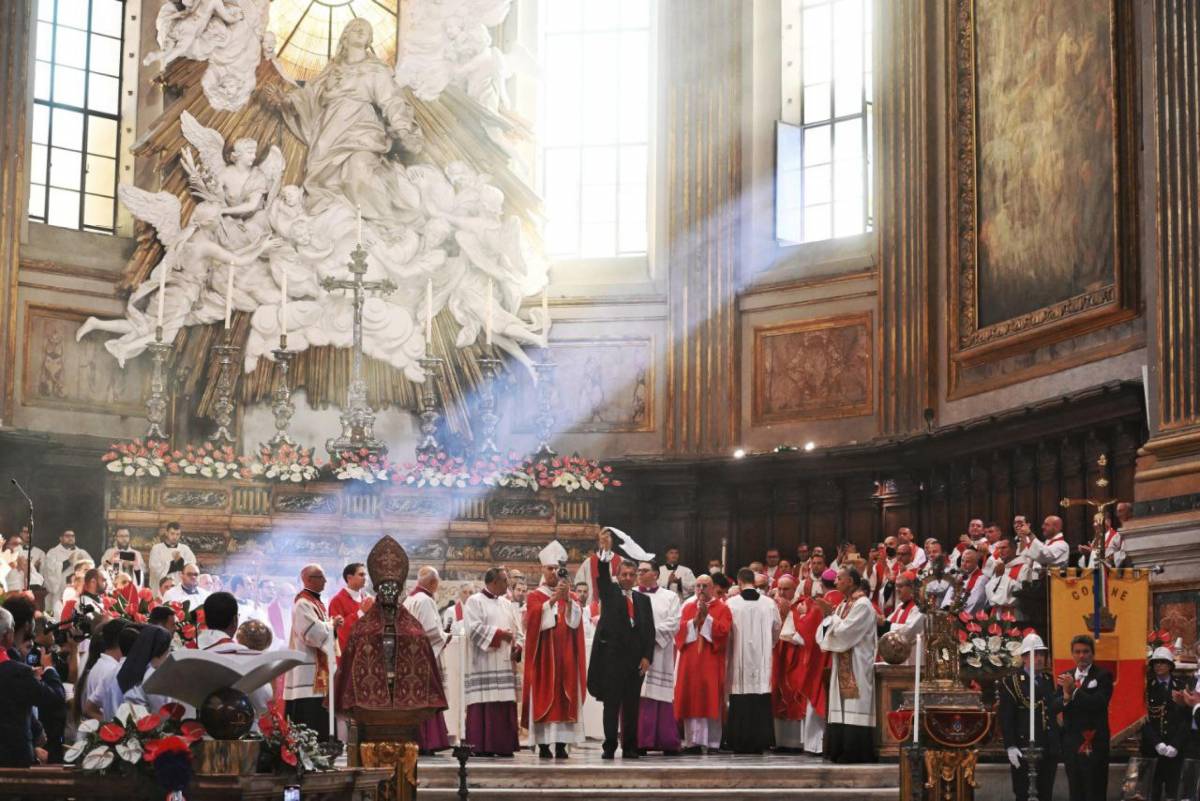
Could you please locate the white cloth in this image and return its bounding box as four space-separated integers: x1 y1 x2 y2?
1022 536 1069 572
639 587 681 702
148 542 197 595
942 571 988 614
83 652 120 713
682 717 722 749
816 595 877 727
161 585 209 607
284 593 334 701
725 591 780 696
1078 529 1127 569
91 665 173 721
882 601 924 666
986 563 1030 609
42 544 92 614
196 629 273 715
404 590 448 651
462 591 522 707
100 546 147 586
657 564 696 598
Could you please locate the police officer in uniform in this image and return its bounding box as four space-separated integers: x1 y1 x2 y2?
1142 646 1189 801
999 632 1061 801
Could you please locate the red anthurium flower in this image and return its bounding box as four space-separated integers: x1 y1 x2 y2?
185 641 198 649
258 714 274 736
974 610 988 621
1001 610 1016 622
159 703 185 721
181 624 196 640
99 722 125 743
987 623 1002 636
143 736 191 762
179 721 206 742
957 629 969 643
136 713 163 733
967 622 982 633
281 747 298 767
1008 628 1021 637
1021 627 1036 637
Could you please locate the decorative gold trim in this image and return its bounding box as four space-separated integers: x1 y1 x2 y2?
751 311 874 425
946 0 1140 370
741 268 878 299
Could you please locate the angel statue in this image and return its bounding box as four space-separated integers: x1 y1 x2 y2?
265 18 425 230
395 0 513 109
76 190 274 366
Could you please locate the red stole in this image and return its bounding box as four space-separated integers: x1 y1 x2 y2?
673 599 732 720
328 588 365 663
965 569 984 592
1104 528 1120 549
454 601 463 621
888 601 916 625
521 588 587 727
1007 562 1025 580
296 589 331 695
203 636 235 650
771 601 810 720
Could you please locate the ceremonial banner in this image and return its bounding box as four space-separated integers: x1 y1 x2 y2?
1049 568 1150 740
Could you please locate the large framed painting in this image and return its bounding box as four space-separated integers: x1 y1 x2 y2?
947 0 1138 372
752 312 873 425
23 303 151 416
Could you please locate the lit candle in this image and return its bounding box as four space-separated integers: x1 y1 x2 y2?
356 205 362 244
425 278 433 352
280 269 288 346
913 633 921 745
1028 645 1036 744
485 279 493 346
224 263 233 329
156 265 166 333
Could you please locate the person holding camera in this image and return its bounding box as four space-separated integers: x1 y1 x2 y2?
100 527 146 588
148 522 196 597
0 605 66 767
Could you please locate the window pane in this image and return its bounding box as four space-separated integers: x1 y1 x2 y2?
49 146 82 189
618 30 648 142
34 60 52 101
51 107 83 149
53 65 86 106
804 125 831 166
29 184 47 219
56 0 89 29
803 83 830 124
620 0 649 27
85 153 116 196
31 144 49 184
89 33 121 76
804 164 831 206
54 25 88 69
86 115 117 156
546 0 582 32
804 204 831 242
584 0 619 31
36 21 53 59
32 104 51 144
47 187 80 227
580 221 615 257
802 6 831 84
91 0 124 37
581 33 619 144
37 0 55 23
83 193 114 228
87 73 119 114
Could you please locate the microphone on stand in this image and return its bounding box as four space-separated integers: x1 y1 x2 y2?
11 478 35 590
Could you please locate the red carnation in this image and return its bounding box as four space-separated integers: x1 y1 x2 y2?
99 722 125 743
136 713 163 733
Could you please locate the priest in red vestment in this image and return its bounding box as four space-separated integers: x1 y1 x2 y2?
795 579 832 755
771 575 808 751
328 562 374 665
522 541 587 759
674 574 732 753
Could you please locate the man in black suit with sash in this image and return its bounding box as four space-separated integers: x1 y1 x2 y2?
586 548 654 759
999 632 1062 801
1057 634 1113 801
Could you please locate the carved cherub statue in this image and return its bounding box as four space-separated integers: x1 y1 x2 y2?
144 0 244 69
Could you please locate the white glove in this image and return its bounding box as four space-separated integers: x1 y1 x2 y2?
1007 747 1022 768
1156 742 1170 757
1165 745 1178 759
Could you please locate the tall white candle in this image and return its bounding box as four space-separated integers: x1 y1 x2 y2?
913 633 922 744
485 279 494 346
327 637 336 739
1028 648 1036 743
541 286 549 327
156 266 166 332
280 269 288 344
356 205 362 244
224 263 233 329
426 278 434 351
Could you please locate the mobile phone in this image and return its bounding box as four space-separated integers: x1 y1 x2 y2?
119 550 137 562
283 786 300 801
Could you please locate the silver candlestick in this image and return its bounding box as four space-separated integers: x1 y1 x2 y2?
533 352 557 461
145 332 172 441
416 355 444 457
210 338 240 445
269 343 296 447
474 356 503 458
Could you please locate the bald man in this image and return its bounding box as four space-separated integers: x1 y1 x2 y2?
283 564 343 740
1020 516 1070 574
405 566 451 754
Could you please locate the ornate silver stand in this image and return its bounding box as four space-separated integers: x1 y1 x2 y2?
474 356 503 458
533 352 557 461
416 355 444 457
269 342 296 447
321 243 396 458
210 338 240 445
903 742 924 801
1024 745 1043 801
145 330 171 441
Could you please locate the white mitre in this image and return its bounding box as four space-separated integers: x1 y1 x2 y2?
539 540 569 568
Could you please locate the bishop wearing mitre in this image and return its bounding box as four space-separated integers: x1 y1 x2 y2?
673 573 732 753
522 540 587 759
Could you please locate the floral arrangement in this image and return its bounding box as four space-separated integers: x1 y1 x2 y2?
497 454 620 493
172 441 244 479
394 451 508 489
1147 629 1174 658
957 609 1023 670
165 600 205 649
66 702 206 797
329 448 392 484
242 443 321 483
257 709 333 776
102 439 173 478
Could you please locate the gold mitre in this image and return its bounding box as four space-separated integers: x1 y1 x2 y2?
367 535 410 598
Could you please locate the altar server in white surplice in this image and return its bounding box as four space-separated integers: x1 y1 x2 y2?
404 566 452 754
462 567 524 756
724 567 782 754
816 566 878 764
636 559 682 754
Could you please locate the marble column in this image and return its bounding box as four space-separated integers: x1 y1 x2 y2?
1126 0 1200 589
662 0 742 455
0 0 33 422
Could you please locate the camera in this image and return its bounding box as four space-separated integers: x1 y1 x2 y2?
556 566 569 580
40 609 93 646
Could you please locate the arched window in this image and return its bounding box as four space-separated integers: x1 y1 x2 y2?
29 0 128 233
776 0 873 245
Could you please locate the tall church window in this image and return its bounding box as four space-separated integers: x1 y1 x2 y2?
30 0 128 233
776 0 873 245
536 1 652 262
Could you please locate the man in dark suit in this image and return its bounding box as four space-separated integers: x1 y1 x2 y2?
1057 634 1113 801
0 605 66 768
586 550 654 759
999 632 1062 801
